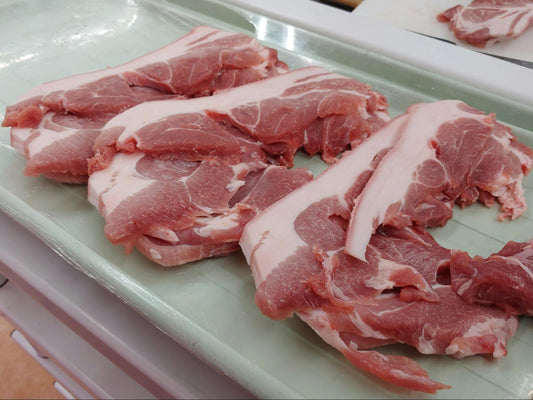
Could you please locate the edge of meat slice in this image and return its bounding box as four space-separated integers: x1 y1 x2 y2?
240 113 405 288
345 100 533 261
451 239 533 316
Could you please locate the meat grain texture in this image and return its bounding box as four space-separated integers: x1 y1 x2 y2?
438 0 533 48
2 25 288 182
4 22 533 396
241 100 533 393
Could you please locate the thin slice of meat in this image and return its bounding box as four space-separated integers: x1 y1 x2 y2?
239 100 521 393
241 178 518 393
88 151 312 266
3 25 288 183
90 66 391 172
437 0 533 48
345 100 533 261
298 276 516 393
451 240 533 316
241 113 405 317
10 113 110 183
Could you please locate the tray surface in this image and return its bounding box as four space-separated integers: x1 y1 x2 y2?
0 0 532 398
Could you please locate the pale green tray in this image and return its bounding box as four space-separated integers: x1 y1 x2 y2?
0 0 531 398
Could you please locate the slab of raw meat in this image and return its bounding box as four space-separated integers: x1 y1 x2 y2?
240 153 517 392
90 66 390 173
88 151 312 266
3 25 288 183
451 240 533 316
437 0 533 48
240 101 522 392
241 113 405 309
345 100 533 261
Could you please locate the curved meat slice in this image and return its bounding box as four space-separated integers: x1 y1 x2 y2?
88 151 312 266
437 0 533 48
90 66 390 171
241 113 405 305
3 25 288 182
240 101 521 393
345 100 533 261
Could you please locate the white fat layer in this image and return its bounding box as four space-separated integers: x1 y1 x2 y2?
225 163 250 192
345 100 492 261
365 258 420 291
445 316 518 358
455 279 473 296
455 4 533 45
417 323 438 354
10 127 33 156
23 113 80 156
147 227 180 243
87 151 154 215
109 67 358 146
16 26 234 101
348 311 389 340
148 248 162 260
297 310 350 352
194 213 242 237
240 115 403 286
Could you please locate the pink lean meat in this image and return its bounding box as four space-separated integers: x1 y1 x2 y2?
88 66 390 265
90 66 390 172
451 239 533 316
240 99 532 393
2 25 288 182
239 104 522 392
345 100 533 261
438 0 533 48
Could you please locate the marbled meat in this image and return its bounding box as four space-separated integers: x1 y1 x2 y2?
3 25 288 182
438 0 533 48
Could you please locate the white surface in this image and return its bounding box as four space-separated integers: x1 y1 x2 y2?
225 0 533 107
354 0 533 62
2 283 155 399
0 211 253 400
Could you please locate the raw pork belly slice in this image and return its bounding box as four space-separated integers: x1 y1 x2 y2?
3 25 288 183
90 66 390 172
240 101 523 393
451 240 533 316
241 113 406 316
239 130 517 392
437 0 533 48
88 151 312 266
345 100 533 261
10 113 109 183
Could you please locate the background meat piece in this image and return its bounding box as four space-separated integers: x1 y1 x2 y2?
345 100 533 261
438 0 533 48
3 25 288 183
451 240 533 316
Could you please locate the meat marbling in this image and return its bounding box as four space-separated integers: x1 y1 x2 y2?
437 0 533 48
89 151 312 266
90 66 391 173
240 100 529 393
88 65 390 266
3 25 288 183
345 100 533 261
